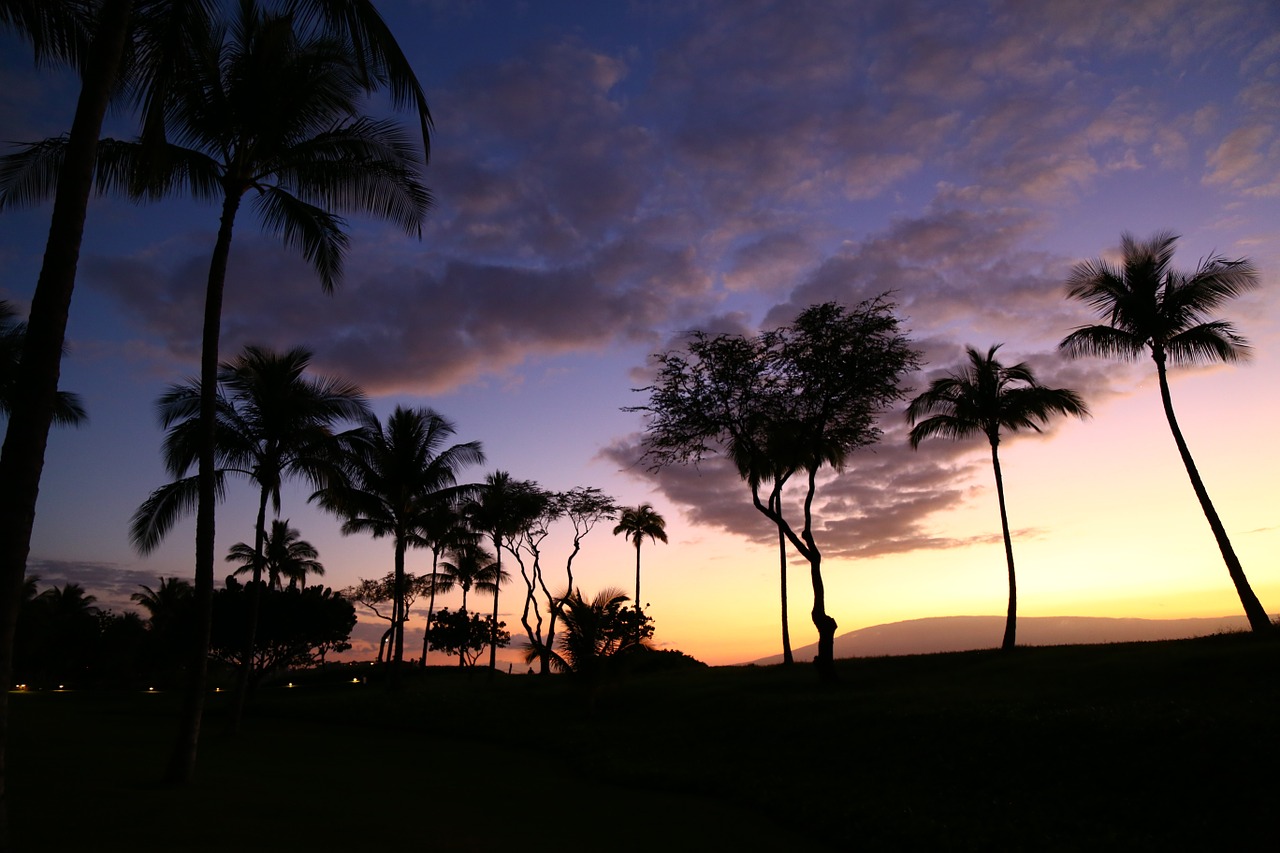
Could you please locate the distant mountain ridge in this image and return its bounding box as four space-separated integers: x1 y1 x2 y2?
748 614 1252 665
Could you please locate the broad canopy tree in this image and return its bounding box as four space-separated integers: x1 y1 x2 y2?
633 299 919 677
907 344 1088 651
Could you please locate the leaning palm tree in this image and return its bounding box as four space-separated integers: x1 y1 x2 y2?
612 504 668 610
907 344 1089 650
227 519 324 590
313 406 484 683
0 0 434 799
1059 231 1271 633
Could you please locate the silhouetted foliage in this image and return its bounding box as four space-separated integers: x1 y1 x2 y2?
209 579 355 682
1059 231 1270 633
425 608 509 668
907 344 1088 650
632 298 919 677
525 588 654 684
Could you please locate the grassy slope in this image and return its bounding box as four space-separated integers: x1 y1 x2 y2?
11 633 1279 851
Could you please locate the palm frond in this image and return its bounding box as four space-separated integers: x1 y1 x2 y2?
129 472 227 555
252 186 347 291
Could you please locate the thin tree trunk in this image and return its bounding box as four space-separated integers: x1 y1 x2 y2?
989 439 1017 651
230 487 270 732
488 539 500 674
801 467 836 680
167 188 243 785
391 538 405 687
0 0 134 838
1155 357 1270 632
634 542 642 607
421 551 439 666
771 489 793 665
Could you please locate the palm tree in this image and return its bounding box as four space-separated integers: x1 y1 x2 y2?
418 500 475 665
0 0 434 801
525 587 647 684
129 344 365 730
465 471 540 672
131 576 195 631
1059 231 1271 633
314 406 484 683
907 345 1089 650
612 504 668 611
0 300 87 427
227 519 324 590
433 542 503 666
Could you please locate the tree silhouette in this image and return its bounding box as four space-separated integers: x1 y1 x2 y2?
907 344 1089 650
0 0 432 799
227 519 325 590
635 299 918 678
433 542 506 666
129 344 365 731
525 587 653 683
1059 231 1270 634
316 406 484 682
0 300 86 427
465 472 541 672
612 504 667 611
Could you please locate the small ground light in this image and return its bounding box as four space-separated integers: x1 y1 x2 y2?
287 682 294 688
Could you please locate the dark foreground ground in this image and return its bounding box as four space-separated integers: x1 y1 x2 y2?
10 632 1280 851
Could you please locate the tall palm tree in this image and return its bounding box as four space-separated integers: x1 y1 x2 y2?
0 299 86 427
907 345 1089 650
418 500 475 665
465 471 539 671
227 519 324 590
0 0 434 804
1059 231 1271 633
612 504 667 611
129 344 365 730
314 406 484 683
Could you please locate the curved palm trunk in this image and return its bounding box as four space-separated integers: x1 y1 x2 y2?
0 0 134 834
1155 357 1270 633
989 439 1018 651
168 188 243 784
230 487 270 732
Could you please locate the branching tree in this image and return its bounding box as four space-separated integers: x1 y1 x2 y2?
631 299 919 678
1059 231 1271 634
424 608 509 668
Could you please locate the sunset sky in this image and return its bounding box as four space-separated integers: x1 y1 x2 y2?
2 0 1277 667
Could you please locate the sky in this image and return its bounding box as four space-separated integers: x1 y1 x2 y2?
2 0 1278 668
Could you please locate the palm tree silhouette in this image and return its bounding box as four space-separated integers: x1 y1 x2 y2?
907 345 1089 650
0 0 434 796
418 501 477 665
1059 231 1271 633
130 344 365 729
526 587 647 686
131 576 194 632
315 406 484 682
227 519 324 590
465 471 539 671
0 300 86 427
612 504 668 612
433 542 504 666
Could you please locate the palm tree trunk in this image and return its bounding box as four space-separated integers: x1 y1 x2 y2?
230 488 270 732
989 439 1018 651
488 539 500 673
391 538 406 687
1155 358 1270 633
166 188 242 785
634 541 642 607
421 552 439 666
0 0 134 836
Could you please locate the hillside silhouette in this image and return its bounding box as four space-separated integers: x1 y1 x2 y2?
750 614 1250 664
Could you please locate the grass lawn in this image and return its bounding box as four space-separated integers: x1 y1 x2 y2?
10 632 1280 851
